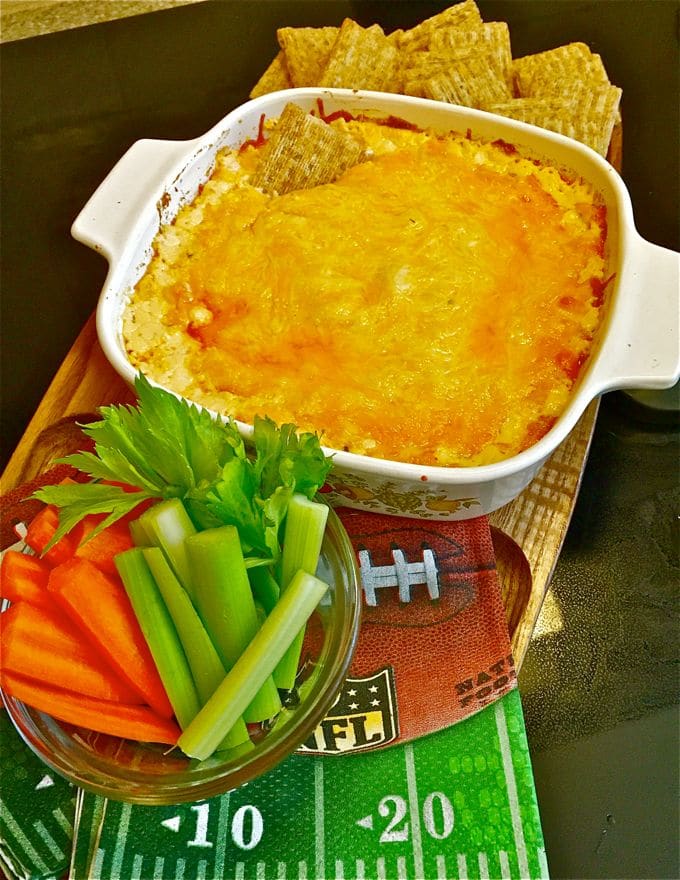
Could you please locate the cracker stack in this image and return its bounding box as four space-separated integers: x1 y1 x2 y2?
250 0 622 158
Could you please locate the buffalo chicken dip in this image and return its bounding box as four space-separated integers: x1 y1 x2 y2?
123 110 609 467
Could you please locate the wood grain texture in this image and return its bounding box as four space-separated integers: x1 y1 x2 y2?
1 124 621 667
1 315 134 492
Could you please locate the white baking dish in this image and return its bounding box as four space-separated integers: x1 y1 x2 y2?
72 89 680 520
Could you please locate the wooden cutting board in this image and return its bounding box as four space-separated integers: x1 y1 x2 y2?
0 127 621 669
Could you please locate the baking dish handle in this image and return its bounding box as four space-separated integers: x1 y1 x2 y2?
591 235 680 393
71 137 191 261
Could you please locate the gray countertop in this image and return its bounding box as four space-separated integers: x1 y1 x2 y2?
0 0 206 43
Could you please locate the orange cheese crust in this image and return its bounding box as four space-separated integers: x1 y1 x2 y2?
123 116 608 466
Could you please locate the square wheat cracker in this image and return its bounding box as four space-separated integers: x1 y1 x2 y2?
430 21 513 89
401 22 514 97
398 0 483 52
487 83 621 156
277 26 339 87
250 51 292 98
319 19 399 91
251 102 365 195
423 52 513 108
513 42 610 97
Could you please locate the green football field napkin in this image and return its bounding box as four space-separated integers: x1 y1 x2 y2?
70 689 546 880
0 710 76 880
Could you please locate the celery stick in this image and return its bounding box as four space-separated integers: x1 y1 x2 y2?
248 566 280 615
185 526 281 723
129 516 152 547
114 548 201 730
273 494 329 690
142 547 249 749
138 498 198 601
279 494 329 590
178 570 328 760
273 629 306 692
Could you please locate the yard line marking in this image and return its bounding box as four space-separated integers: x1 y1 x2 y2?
131 853 144 880
197 858 208 880
477 851 489 879
495 701 530 879
215 792 231 877
335 858 344 879
298 859 308 879
397 855 408 879
457 853 468 879
499 850 511 879
277 859 287 879
436 854 447 879
35 774 54 791
32 820 64 860
83 793 108 870
110 802 132 880
538 847 550 879
0 801 50 874
176 856 186 879
52 807 73 836
153 855 165 879
92 848 105 878
315 758 325 880
356 858 366 880
404 743 425 879
256 860 266 879
235 861 245 880
376 856 387 879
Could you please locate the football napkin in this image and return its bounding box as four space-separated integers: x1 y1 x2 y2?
70 689 547 880
302 508 517 751
0 478 543 880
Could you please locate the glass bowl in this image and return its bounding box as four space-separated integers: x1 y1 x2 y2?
1 505 361 805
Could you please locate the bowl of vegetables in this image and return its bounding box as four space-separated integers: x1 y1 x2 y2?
0 375 362 804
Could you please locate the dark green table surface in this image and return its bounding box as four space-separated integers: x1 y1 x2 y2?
1 3 678 877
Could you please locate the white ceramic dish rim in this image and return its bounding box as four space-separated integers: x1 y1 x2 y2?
74 88 680 490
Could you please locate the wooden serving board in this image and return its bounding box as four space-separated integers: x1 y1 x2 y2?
1 127 621 669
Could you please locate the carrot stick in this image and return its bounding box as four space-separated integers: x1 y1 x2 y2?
75 515 135 577
0 602 145 704
0 551 53 608
47 557 174 718
23 504 83 566
1 670 180 745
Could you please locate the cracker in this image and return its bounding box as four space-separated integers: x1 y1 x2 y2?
513 42 610 97
422 52 513 109
276 26 339 87
400 21 514 97
319 19 399 91
487 84 622 156
400 50 455 91
249 51 292 99
430 21 513 88
398 0 483 52
251 102 365 195
528 52 610 97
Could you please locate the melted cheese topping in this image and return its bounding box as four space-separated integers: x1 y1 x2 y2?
124 117 608 466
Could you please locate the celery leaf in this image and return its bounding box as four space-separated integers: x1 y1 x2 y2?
33 483 154 545
30 373 333 562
